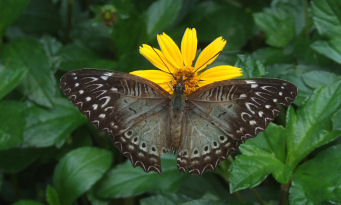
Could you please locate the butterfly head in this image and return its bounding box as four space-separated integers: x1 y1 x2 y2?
173 80 185 95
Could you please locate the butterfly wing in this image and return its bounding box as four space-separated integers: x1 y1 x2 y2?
60 69 171 173
177 78 297 174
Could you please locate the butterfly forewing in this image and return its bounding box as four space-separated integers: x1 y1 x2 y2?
60 69 171 173
176 78 297 174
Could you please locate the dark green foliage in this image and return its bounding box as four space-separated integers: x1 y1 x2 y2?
0 0 340 204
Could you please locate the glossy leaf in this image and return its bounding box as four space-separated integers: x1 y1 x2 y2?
2 38 58 107
311 0 341 38
289 144 341 204
229 123 289 192
0 101 26 150
53 147 113 205
311 39 341 64
95 153 185 198
286 80 341 168
46 185 61 205
145 0 182 38
302 70 340 89
0 64 27 100
23 98 86 148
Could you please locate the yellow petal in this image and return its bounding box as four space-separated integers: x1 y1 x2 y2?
181 28 197 67
199 65 243 81
194 37 227 72
157 33 184 70
139 44 176 73
198 80 214 87
158 82 173 94
130 70 173 83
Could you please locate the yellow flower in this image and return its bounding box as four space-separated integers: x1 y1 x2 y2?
130 28 243 95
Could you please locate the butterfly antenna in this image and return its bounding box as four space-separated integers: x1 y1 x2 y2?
193 51 222 73
151 47 176 79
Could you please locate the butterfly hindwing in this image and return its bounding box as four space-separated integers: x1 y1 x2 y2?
60 69 171 173
176 78 297 174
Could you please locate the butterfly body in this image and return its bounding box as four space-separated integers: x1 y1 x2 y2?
170 82 186 150
61 69 297 174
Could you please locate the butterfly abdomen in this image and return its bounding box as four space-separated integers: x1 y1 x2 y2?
170 92 186 150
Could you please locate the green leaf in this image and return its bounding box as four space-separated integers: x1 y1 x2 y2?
187 1 255 50
252 47 294 65
1 38 58 107
141 194 191 205
0 148 45 173
0 101 26 150
286 80 341 168
311 39 341 64
253 0 305 48
302 70 340 89
111 15 146 54
0 0 30 35
87 189 109 205
229 123 290 192
311 0 341 38
40 36 63 71
95 153 186 198
289 144 341 204
23 98 86 148
234 55 267 78
332 109 341 130
145 0 182 38
311 0 341 63
53 147 113 205
141 194 227 205
0 64 27 100
46 185 61 205
58 44 117 71
13 200 44 205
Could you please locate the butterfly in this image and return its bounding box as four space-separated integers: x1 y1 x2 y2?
60 69 297 174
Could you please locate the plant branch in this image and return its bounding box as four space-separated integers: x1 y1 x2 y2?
279 180 292 205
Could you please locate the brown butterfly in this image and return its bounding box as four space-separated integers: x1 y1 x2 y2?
60 69 297 174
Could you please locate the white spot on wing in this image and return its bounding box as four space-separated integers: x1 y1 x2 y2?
249 120 257 126
245 80 256 84
85 97 91 101
92 104 98 110
251 84 258 88
99 114 106 118
79 90 84 94
101 76 109 80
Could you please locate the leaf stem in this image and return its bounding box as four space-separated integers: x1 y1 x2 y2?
65 0 74 42
279 180 291 205
251 188 266 205
304 0 310 38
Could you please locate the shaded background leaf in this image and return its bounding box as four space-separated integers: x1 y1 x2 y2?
53 147 113 205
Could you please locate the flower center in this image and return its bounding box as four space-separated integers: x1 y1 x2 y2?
172 67 199 95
